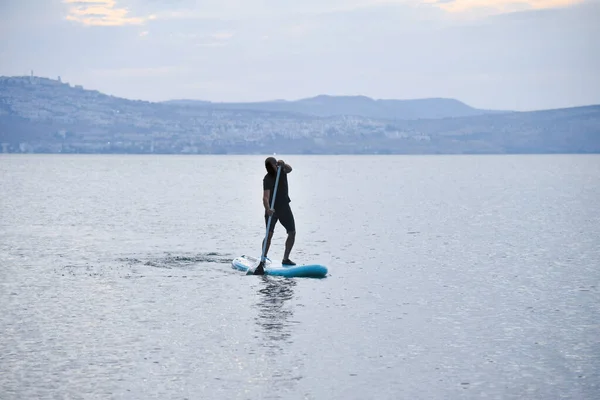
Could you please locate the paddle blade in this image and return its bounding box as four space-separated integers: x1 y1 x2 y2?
253 262 265 275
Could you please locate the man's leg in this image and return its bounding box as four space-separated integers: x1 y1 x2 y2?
278 206 296 264
283 230 295 261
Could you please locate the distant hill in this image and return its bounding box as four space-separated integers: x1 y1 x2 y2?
0 75 598 154
163 94 510 120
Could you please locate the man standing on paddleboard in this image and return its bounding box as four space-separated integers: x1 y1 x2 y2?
262 156 296 265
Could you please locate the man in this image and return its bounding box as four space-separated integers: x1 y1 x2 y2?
262 156 296 266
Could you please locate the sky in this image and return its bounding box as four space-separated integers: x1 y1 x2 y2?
0 0 599 111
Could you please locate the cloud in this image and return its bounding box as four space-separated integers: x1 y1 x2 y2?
2 0 597 110
63 0 155 26
428 0 587 14
209 31 235 40
124 0 588 22
136 0 434 21
184 31 236 47
196 42 228 47
91 65 190 77
57 0 592 29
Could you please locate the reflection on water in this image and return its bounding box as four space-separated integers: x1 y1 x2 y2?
255 277 297 348
254 277 304 394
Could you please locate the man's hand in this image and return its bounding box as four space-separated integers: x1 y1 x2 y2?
266 208 275 216
277 159 292 173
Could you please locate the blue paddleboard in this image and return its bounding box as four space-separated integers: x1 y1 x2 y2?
232 255 328 278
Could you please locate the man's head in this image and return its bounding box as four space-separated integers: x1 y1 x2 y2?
265 157 277 176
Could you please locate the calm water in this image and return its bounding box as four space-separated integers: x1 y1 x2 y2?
1 154 599 399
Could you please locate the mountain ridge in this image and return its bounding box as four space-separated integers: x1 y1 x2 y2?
162 93 512 120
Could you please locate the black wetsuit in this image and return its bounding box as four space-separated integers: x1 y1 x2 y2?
263 170 295 233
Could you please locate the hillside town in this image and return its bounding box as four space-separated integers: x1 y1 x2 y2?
1 75 406 154
1 75 599 154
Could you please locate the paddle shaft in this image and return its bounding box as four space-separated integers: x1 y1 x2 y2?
260 164 282 262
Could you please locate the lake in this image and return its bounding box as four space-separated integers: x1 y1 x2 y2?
1 154 599 399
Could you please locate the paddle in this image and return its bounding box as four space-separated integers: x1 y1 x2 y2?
252 163 283 275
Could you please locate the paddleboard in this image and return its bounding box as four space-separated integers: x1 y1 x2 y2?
232 255 328 278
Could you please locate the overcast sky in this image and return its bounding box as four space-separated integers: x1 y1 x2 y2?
1 0 598 111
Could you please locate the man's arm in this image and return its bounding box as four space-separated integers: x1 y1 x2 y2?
263 189 273 213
